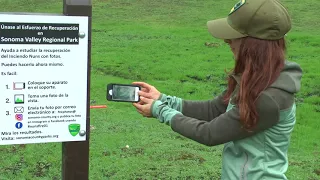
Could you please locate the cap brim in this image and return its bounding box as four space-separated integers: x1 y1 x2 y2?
207 18 247 39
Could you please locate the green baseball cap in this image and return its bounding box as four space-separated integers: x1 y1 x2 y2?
207 0 291 40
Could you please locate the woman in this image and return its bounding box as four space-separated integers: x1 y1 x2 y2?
133 0 303 179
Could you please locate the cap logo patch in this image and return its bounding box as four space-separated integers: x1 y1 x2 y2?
229 0 246 15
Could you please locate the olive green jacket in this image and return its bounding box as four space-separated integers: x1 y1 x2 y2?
151 60 303 179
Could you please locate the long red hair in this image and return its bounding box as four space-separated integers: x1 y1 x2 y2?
223 37 286 130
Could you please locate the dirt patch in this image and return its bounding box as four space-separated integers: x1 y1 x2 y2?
30 161 51 177
52 176 60 180
306 88 320 97
92 29 107 33
169 151 205 164
120 147 145 158
102 150 111 156
188 90 195 95
103 170 117 178
312 101 320 106
0 145 26 154
132 166 171 179
107 125 123 133
290 161 304 166
186 73 227 83
93 67 143 81
186 75 203 82
204 42 221 47
180 143 216 152
2 156 25 175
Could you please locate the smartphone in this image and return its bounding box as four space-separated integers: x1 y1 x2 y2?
106 83 141 103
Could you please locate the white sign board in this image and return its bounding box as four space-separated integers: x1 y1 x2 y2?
0 14 89 145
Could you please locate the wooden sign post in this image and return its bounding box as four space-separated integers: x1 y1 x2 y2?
62 0 92 180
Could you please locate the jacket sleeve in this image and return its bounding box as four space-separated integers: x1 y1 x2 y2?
157 90 228 121
151 92 280 146
181 90 228 121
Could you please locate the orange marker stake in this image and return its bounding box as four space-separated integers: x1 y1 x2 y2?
90 105 107 109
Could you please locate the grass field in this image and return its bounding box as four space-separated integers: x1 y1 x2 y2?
0 0 319 179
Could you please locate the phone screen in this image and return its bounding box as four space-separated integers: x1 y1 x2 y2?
112 85 139 102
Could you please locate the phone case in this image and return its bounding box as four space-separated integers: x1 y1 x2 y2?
106 83 141 103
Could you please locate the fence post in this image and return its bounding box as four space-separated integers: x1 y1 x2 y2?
62 0 92 180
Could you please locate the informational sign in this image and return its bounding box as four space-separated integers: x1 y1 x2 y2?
0 14 89 145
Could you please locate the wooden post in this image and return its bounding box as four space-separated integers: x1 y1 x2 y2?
62 0 92 180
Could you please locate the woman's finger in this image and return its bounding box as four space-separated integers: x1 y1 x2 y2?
137 101 144 105
138 91 152 99
132 82 152 89
133 103 143 110
141 87 148 92
140 97 153 104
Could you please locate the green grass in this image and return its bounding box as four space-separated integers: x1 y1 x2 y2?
0 0 319 179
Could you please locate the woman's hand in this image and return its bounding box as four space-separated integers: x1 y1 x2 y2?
133 96 154 117
132 82 161 100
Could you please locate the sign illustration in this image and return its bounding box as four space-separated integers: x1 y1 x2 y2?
68 124 80 136
14 94 24 104
15 114 23 121
13 82 25 90
14 106 24 113
15 122 23 129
